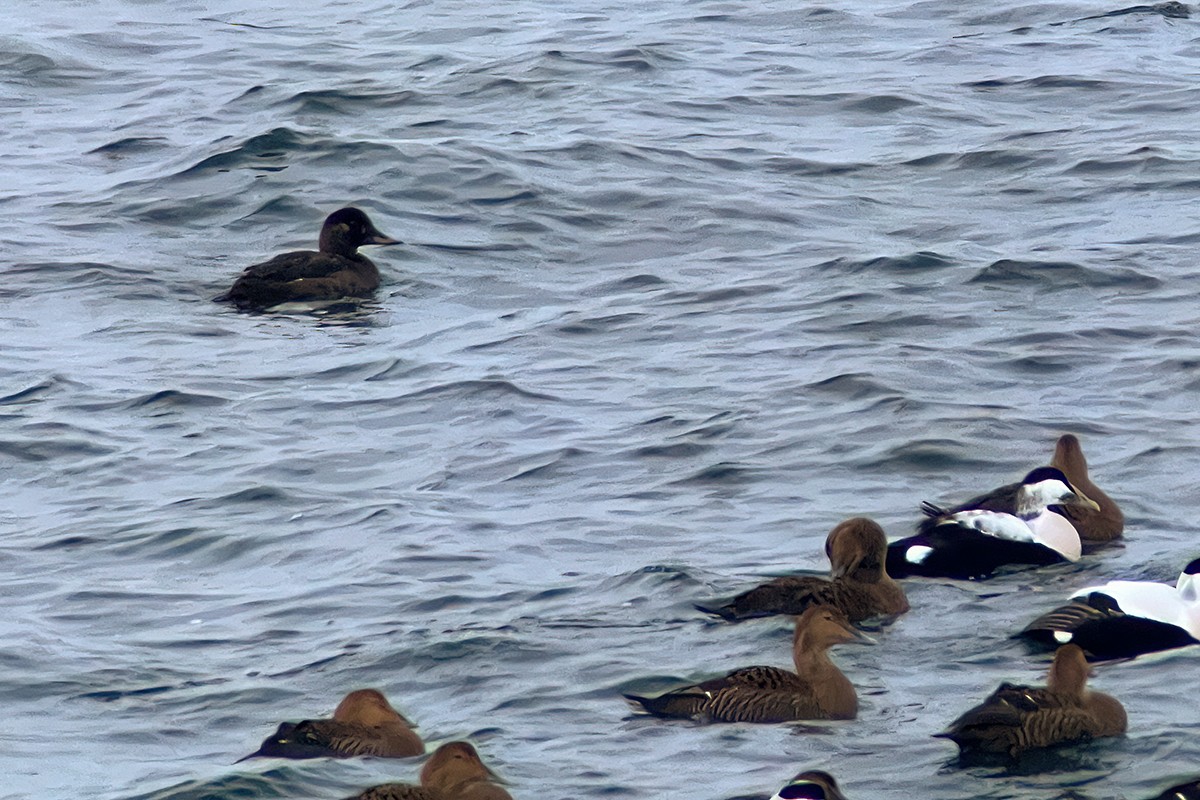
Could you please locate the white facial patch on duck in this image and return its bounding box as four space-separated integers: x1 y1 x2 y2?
1018 478 1077 515
905 545 934 564
1177 569 1198 604
1054 630 1073 644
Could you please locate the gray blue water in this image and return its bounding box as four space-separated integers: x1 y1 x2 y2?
3 1 1200 798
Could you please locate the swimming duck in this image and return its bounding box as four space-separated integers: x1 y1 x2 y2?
936 644 1126 758
886 466 1101 579
771 770 848 800
1019 558 1200 660
696 518 908 623
218 207 399 310
238 688 423 761
1151 778 1200 800
624 605 864 723
1049 434 1123 543
347 741 512 800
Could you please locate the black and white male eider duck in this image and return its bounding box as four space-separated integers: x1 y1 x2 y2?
624 605 865 723
238 688 424 761
885 466 1101 580
771 771 848 800
696 518 909 623
1019 558 1200 660
218 207 400 310
936 644 1126 758
346 741 512 800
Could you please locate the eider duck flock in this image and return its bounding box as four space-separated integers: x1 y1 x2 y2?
218 215 1198 798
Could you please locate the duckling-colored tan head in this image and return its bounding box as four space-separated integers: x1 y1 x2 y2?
333 689 409 727
420 741 496 791
826 517 888 581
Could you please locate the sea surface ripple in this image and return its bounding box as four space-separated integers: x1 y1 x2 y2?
2 1 1200 799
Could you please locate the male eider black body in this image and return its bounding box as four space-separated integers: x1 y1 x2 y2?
1020 558 1200 660
218 207 399 310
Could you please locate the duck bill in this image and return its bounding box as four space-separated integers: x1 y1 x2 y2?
849 628 876 645
365 231 402 246
838 623 875 645
1067 488 1101 512
233 748 264 764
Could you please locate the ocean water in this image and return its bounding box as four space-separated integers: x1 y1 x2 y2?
3 0 1200 798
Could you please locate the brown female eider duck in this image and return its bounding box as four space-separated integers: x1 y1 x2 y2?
238 688 423 761
771 770 849 800
347 741 513 800
1019 557 1200 660
937 644 1126 758
697 518 908 623
218 207 399 310
624 605 864 723
1049 434 1123 543
886 464 1100 580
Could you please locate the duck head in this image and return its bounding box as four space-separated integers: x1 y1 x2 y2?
826 517 888 581
793 605 869 655
1178 558 1200 603
1016 467 1101 517
318 207 401 256
1046 643 1090 698
421 741 499 790
772 770 846 800
333 688 411 727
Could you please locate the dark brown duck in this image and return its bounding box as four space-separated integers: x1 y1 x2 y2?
218 207 399 310
937 644 1126 758
238 688 423 761
1049 434 1123 543
347 741 513 800
771 770 848 800
625 605 864 723
697 517 908 623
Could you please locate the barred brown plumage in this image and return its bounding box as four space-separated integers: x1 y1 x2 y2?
936 644 1126 758
624 605 864 723
238 688 424 761
696 518 908 623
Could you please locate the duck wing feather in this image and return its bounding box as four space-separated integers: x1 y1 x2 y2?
698 577 864 621
626 666 826 722
917 482 1022 534
939 683 1098 755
